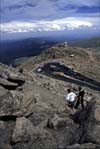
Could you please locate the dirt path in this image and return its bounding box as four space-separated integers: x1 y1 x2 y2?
85 49 95 62
81 48 96 62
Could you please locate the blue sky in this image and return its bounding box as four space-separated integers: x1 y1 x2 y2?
0 0 100 33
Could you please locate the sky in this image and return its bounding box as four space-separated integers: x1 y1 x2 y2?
0 0 100 34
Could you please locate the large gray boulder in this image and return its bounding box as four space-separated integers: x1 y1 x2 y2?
0 144 12 149
0 63 25 89
12 117 34 143
47 114 73 130
85 102 100 144
0 120 15 148
94 104 100 122
0 121 6 143
72 99 100 145
0 86 8 96
66 143 96 149
0 84 36 117
0 79 67 117
0 77 18 90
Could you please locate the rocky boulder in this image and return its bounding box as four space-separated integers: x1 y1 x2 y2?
0 121 6 143
47 114 74 130
0 144 12 149
12 117 34 143
7 73 25 86
66 143 97 149
0 83 36 117
0 120 15 148
72 99 100 145
0 77 18 90
0 63 25 89
94 104 100 122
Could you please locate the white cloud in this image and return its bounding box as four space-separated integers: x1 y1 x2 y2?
1 0 99 40
0 17 94 33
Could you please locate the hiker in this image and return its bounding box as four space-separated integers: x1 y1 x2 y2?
65 89 77 113
52 54 56 59
37 67 42 73
18 68 23 73
75 87 85 110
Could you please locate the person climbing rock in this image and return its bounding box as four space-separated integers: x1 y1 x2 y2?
75 87 85 110
65 89 77 113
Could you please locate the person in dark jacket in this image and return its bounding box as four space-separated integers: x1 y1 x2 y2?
75 87 85 109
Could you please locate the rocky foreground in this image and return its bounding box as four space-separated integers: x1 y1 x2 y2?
0 44 100 149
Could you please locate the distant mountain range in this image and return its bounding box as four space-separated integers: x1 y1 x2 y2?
0 36 100 65
69 37 100 48
0 37 57 65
